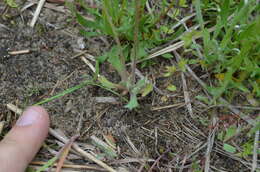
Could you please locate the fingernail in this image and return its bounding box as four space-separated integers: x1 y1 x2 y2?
16 107 42 126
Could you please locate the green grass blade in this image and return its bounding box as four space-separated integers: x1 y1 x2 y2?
35 156 57 172
35 80 93 105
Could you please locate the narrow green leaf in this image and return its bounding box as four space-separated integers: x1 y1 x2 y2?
141 83 153 97
224 125 237 141
223 143 236 153
167 84 177 92
162 53 173 59
36 157 57 172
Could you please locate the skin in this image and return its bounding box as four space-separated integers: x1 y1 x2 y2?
0 106 50 172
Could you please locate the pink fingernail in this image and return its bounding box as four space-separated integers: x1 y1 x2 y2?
16 107 42 126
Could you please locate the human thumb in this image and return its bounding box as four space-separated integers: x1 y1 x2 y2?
0 106 50 172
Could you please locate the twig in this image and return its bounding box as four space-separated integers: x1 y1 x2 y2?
204 117 217 172
251 130 259 172
6 104 117 172
30 0 46 27
173 52 256 126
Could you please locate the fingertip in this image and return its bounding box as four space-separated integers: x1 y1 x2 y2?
0 106 50 171
16 106 50 128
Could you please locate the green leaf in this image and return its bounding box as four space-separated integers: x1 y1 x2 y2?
223 144 236 153
141 83 153 97
107 46 126 76
132 78 146 94
224 125 237 141
178 59 187 72
195 95 210 104
179 0 187 7
125 94 138 110
76 13 100 30
162 53 173 59
163 66 176 77
167 84 177 92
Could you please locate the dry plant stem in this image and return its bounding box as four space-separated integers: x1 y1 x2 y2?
181 72 194 118
6 104 116 172
251 130 259 172
56 135 79 172
30 0 46 27
204 117 217 172
173 52 256 126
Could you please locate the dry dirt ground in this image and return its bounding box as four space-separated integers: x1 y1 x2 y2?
0 1 258 172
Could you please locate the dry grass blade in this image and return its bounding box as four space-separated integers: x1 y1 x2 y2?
30 0 46 27
251 130 259 172
6 104 116 172
80 56 96 73
56 135 79 172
